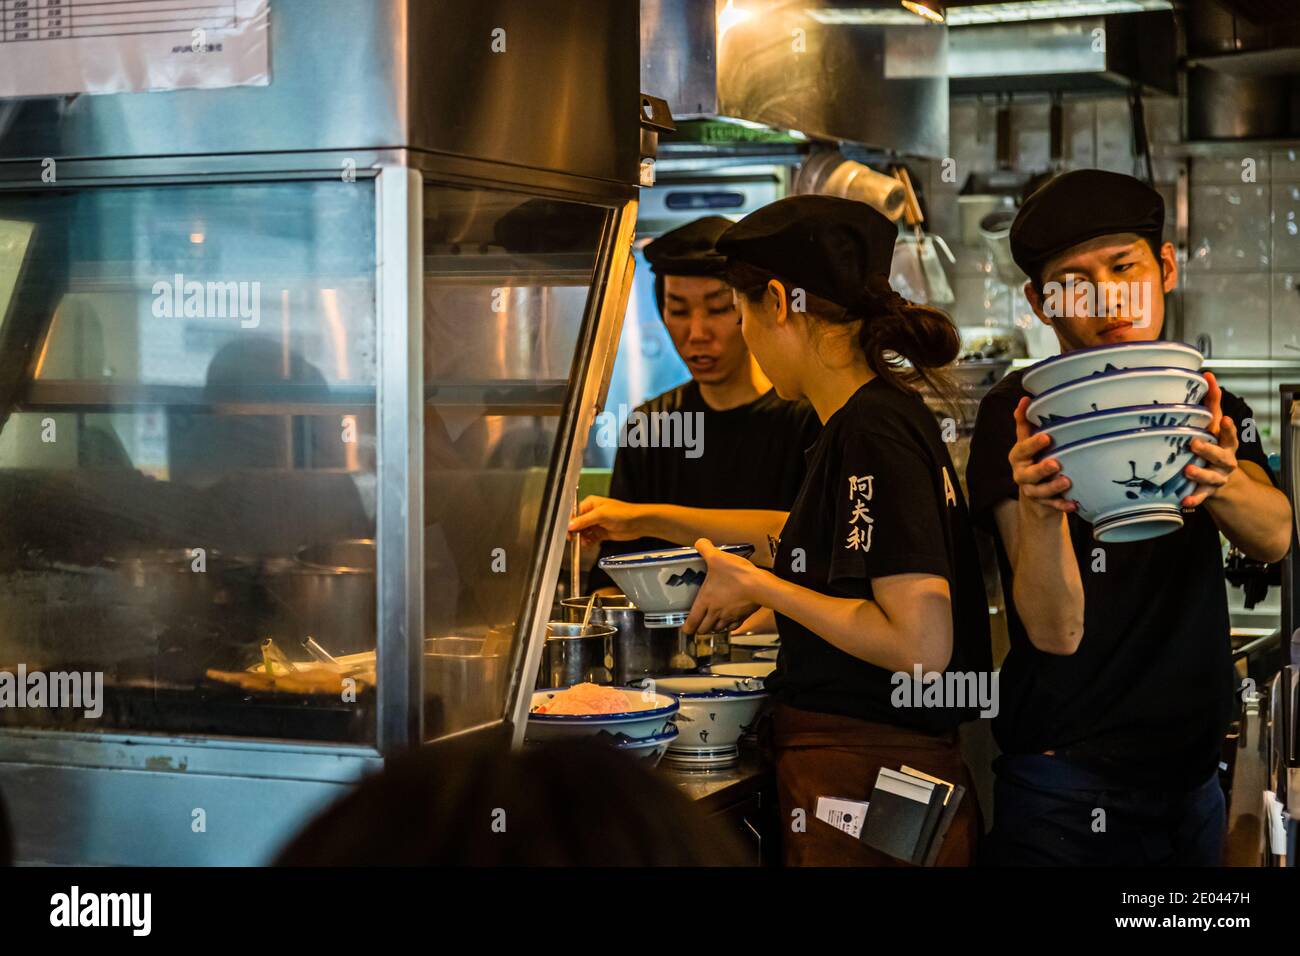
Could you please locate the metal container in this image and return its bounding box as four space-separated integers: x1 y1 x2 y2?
536 622 615 688
423 636 506 737
264 539 376 656
560 596 682 684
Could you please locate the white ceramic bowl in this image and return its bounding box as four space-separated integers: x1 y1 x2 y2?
707 661 777 683
598 544 756 628
1050 425 1216 542
609 725 678 767
1026 367 1208 429
640 674 768 770
1022 341 1203 396
525 687 679 743
1040 403 1213 449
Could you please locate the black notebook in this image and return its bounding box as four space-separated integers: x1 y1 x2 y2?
859 766 962 865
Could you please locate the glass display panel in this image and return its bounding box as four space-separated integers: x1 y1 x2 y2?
421 186 608 739
0 180 378 743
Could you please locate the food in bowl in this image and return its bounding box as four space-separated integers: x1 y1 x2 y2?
1022 341 1203 397
1047 425 1216 542
532 681 649 715
1039 403 1213 449
525 686 678 744
598 544 756 628
1025 367 1208 429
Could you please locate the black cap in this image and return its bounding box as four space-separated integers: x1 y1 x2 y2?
643 216 733 278
1010 169 1165 277
716 195 899 310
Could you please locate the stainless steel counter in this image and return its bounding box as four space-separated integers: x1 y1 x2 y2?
660 744 770 811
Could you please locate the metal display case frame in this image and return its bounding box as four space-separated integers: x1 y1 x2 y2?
0 0 641 864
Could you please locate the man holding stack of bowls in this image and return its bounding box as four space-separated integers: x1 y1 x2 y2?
967 169 1293 866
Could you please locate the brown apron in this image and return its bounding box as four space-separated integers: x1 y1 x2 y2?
765 703 982 867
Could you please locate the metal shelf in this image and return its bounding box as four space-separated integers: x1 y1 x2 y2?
18 380 572 415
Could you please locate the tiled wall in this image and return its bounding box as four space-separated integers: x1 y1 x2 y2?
916 93 1297 455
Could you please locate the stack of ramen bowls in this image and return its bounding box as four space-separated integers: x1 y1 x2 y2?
1022 342 1215 543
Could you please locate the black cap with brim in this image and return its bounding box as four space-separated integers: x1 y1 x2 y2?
644 216 734 278
1010 169 1164 278
715 195 898 310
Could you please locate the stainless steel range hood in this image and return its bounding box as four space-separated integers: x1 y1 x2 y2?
642 0 949 158
949 11 1177 95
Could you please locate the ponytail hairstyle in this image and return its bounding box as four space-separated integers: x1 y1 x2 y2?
725 260 960 403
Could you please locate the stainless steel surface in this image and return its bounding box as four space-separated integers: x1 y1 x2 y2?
375 166 424 756
716 3 948 157
949 13 1177 95
0 0 640 185
537 623 616 688
507 201 640 746
424 636 505 737
268 540 378 658
1188 68 1290 140
0 729 379 865
561 595 681 684
0 0 642 863
641 0 720 117
660 740 768 810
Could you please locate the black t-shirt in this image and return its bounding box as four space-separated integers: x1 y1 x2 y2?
588 381 821 591
966 369 1278 789
767 379 993 733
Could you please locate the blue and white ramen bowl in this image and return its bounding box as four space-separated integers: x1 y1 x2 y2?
1048 425 1216 543
598 544 756 628
1039 403 1213 449
1025 367 1208 429
637 674 768 770
1022 341 1203 397
526 687 679 743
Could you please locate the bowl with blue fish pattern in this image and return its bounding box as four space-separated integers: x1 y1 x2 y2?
1022 341 1203 397
598 544 756 628
1026 367 1208 429
1047 425 1217 542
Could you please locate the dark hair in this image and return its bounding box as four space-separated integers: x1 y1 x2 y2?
725 260 959 400
274 732 750 866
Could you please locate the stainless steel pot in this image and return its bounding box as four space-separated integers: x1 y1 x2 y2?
536 622 615 688
264 539 375 656
424 635 506 737
560 596 685 684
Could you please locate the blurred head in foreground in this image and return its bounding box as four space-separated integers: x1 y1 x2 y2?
275 734 749 866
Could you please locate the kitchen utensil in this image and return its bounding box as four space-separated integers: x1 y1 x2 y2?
1039 403 1213 450
1025 368 1208 429
1022 341 1203 397
597 543 756 628
264 539 376 656
525 686 678 743
424 635 506 736
638 674 768 770
1047 426 1216 542
560 596 684 684
536 622 616 688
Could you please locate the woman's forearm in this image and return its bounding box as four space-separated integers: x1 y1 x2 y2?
638 505 788 567
749 571 952 673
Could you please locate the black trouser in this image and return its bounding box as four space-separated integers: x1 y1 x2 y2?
986 754 1226 866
